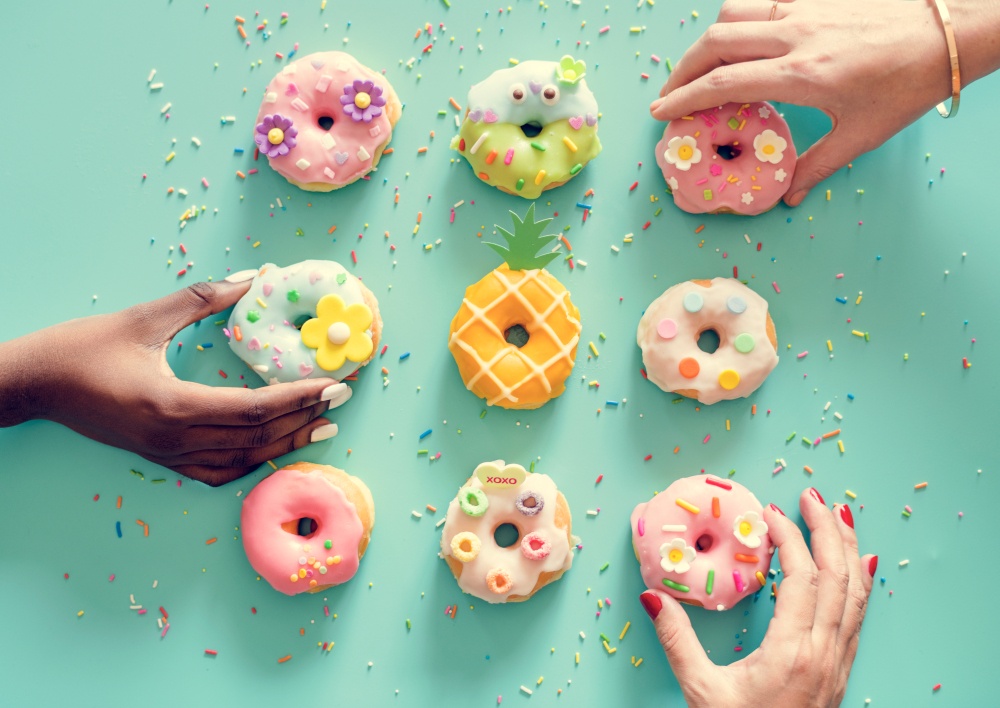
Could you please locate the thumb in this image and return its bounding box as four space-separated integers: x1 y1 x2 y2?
784 127 858 207
640 590 716 687
130 270 258 343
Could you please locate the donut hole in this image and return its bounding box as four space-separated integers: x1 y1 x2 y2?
493 523 520 548
714 143 743 160
504 324 530 348
292 313 313 330
695 533 714 552
519 121 544 138
295 517 319 537
696 328 721 354
317 115 335 131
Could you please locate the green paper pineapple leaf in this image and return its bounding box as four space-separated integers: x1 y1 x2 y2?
485 203 560 271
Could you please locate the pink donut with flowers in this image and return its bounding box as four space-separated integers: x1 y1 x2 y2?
656 101 796 216
254 51 402 192
631 474 774 611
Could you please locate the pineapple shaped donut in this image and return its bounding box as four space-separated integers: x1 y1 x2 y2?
448 205 582 410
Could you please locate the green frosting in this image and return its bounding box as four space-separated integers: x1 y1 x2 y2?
452 118 601 199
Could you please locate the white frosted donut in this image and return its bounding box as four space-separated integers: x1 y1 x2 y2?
254 51 401 191
631 474 774 611
440 461 574 603
637 278 778 404
226 260 382 385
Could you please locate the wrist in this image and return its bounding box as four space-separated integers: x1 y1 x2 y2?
0 332 53 426
946 0 1000 86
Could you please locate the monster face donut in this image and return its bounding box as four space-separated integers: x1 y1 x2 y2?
440 461 575 603
227 260 382 385
631 475 773 611
656 101 796 215
452 56 601 198
241 462 375 596
254 51 401 191
449 206 581 409
637 278 778 404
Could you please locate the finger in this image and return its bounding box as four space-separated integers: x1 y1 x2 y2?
652 57 797 121
783 125 860 206
169 416 338 469
172 378 342 426
185 400 330 451
640 590 717 696
799 489 851 641
717 0 792 24
126 278 258 344
654 22 790 110
763 502 819 635
831 503 874 652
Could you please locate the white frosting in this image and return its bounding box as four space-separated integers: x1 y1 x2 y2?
440 462 574 603
466 60 598 126
637 278 778 404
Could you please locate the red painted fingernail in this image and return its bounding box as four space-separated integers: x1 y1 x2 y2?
868 556 879 577
840 504 855 529
768 503 785 516
639 591 662 621
809 487 825 505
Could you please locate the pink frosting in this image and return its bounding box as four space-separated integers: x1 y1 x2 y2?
655 101 796 216
241 467 364 596
255 51 395 189
631 475 773 611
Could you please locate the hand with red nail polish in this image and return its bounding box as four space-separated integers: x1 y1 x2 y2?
0 279 353 486
640 490 875 707
650 0 1000 208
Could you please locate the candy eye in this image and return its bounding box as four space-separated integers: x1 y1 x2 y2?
509 83 527 104
540 84 560 106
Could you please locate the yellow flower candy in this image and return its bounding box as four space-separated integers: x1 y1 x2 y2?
300 294 374 372
268 128 285 145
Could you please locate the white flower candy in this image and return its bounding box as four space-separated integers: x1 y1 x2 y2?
663 135 702 171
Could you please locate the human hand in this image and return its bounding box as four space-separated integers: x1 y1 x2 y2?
1 275 352 486
639 488 876 707
650 0 996 206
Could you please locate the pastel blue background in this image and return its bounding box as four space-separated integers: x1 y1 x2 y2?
1 1 995 705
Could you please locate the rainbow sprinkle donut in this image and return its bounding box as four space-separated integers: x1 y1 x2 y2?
637 278 778 404
452 56 601 198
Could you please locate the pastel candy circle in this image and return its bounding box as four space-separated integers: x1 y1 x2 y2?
683 292 704 313
734 333 756 353
727 296 747 314
657 318 678 340
718 369 740 390
678 357 700 379
327 321 351 345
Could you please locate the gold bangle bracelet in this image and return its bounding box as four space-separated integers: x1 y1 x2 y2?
930 0 961 118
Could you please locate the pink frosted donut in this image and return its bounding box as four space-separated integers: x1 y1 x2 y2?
631 475 774 611
240 462 375 596
254 51 402 191
656 101 796 215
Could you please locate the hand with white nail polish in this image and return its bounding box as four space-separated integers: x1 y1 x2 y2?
639 489 876 707
650 0 1000 206
0 277 353 486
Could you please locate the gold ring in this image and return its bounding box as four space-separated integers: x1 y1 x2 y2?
769 0 779 20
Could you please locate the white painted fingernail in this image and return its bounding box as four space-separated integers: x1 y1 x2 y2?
320 383 348 401
325 387 353 410
224 268 258 283
310 424 338 442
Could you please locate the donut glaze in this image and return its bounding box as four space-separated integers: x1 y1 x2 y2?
631 475 773 611
656 101 795 215
241 463 374 596
637 278 778 404
451 56 601 198
255 51 401 191
440 461 575 603
227 260 381 385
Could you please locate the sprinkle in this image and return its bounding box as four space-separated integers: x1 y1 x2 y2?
206 537 217 545
662 579 690 592
629 181 639 192
675 499 700 514
419 429 432 440
520 686 533 696
846 490 857 499
534 169 546 185
619 622 631 640
838 440 845 453
116 521 122 538
589 342 599 357
205 649 218 656
915 482 928 489
772 281 781 294
563 136 578 152
899 559 910 567
277 655 292 664
529 141 546 152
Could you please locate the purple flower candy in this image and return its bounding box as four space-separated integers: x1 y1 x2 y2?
254 114 298 158
340 79 387 123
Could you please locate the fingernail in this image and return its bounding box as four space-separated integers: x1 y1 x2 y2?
224 268 259 283
768 503 785 516
320 383 348 401
639 591 662 621
809 487 825 505
787 190 808 207
309 424 338 442
325 386 353 410
840 504 855 529
868 556 879 577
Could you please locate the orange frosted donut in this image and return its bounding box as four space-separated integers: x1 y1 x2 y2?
240 462 374 596
631 474 774 611
440 461 575 603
